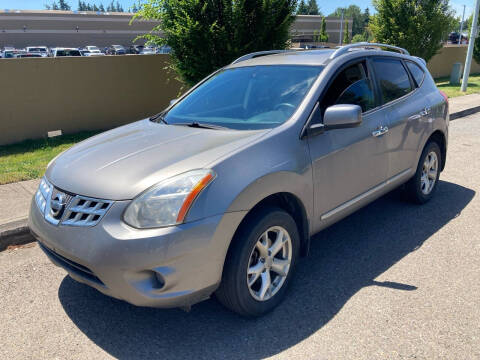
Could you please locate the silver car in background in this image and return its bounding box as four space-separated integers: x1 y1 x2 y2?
29 43 449 317
26 46 49 57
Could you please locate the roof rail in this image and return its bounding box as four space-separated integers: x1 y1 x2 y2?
329 42 410 60
231 50 295 64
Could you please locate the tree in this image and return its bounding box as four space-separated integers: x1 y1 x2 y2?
370 0 456 62
474 8 480 64
45 1 60 9
116 1 124 12
363 7 370 29
343 20 351 44
306 0 320 15
58 0 71 10
314 17 329 42
107 0 115 11
329 5 364 36
297 0 308 14
133 0 297 86
99 4 105 11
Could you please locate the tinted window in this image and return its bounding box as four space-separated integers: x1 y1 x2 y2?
165 65 322 130
335 78 375 112
406 61 425 87
373 58 412 103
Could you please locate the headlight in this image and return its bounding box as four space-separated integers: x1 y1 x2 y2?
123 169 215 229
35 177 53 214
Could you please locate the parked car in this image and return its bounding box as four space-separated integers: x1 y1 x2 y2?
30 43 448 317
141 46 156 55
1 48 22 58
14 53 43 58
106 45 126 55
51 48 82 57
129 45 144 54
26 46 49 57
156 45 171 54
448 32 468 44
84 45 105 56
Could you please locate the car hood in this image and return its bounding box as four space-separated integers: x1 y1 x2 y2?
46 119 267 200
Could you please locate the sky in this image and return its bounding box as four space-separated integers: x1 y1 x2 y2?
0 0 476 18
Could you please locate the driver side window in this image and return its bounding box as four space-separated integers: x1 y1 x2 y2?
317 61 376 123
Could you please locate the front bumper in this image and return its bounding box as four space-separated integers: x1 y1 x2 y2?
29 198 246 308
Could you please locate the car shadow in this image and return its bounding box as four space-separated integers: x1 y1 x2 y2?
58 180 474 359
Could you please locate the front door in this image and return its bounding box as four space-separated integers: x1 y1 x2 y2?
306 59 389 229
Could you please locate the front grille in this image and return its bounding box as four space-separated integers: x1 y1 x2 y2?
62 195 113 227
38 242 105 287
34 177 113 227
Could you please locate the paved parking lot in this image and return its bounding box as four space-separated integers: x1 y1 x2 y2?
1 112 479 359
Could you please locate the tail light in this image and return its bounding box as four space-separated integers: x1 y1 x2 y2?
439 90 448 104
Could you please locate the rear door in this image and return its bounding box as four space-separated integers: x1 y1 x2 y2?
371 57 431 179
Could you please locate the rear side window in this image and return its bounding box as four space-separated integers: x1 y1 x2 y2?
372 58 412 104
406 61 425 87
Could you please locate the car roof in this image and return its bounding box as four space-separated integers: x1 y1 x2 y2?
228 50 335 68
227 44 416 69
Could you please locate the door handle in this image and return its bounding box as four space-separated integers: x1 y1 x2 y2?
420 107 431 117
372 126 389 137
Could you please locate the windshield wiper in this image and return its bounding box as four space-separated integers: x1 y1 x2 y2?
150 113 168 124
173 122 228 130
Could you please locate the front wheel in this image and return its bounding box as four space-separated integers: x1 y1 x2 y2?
405 141 442 204
216 207 300 317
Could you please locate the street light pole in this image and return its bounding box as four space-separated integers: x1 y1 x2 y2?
458 5 466 45
339 9 344 46
461 0 480 91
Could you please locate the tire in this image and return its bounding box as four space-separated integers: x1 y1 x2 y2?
404 141 442 204
216 207 300 317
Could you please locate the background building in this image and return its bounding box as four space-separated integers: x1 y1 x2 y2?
0 10 349 49
292 15 352 45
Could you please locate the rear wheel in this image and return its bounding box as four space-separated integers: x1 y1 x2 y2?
216 207 300 317
405 141 442 204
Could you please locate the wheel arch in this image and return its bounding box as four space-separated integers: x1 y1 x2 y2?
228 192 311 262
428 130 447 171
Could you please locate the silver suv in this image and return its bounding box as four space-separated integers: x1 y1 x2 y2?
29 43 448 317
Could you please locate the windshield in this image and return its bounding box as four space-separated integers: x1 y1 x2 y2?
164 65 322 130
28 48 46 52
56 50 81 56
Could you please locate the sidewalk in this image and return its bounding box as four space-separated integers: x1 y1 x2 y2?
0 179 39 250
1 93 480 250
449 93 480 120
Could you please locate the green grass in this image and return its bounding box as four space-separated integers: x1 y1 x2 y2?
435 73 480 98
0 131 100 185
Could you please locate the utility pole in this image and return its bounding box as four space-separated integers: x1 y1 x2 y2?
461 0 480 91
339 9 344 46
458 5 466 45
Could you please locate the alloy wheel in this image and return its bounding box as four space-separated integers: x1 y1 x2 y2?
420 151 438 195
246 226 292 301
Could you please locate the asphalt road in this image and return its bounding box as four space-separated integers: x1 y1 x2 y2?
1 113 480 359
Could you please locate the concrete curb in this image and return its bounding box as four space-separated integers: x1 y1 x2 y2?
1 104 480 252
0 218 32 251
450 105 480 120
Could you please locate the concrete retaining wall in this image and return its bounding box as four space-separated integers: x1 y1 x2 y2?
0 54 183 145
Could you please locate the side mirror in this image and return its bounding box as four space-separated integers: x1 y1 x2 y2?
307 104 362 137
170 98 178 106
323 104 362 130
